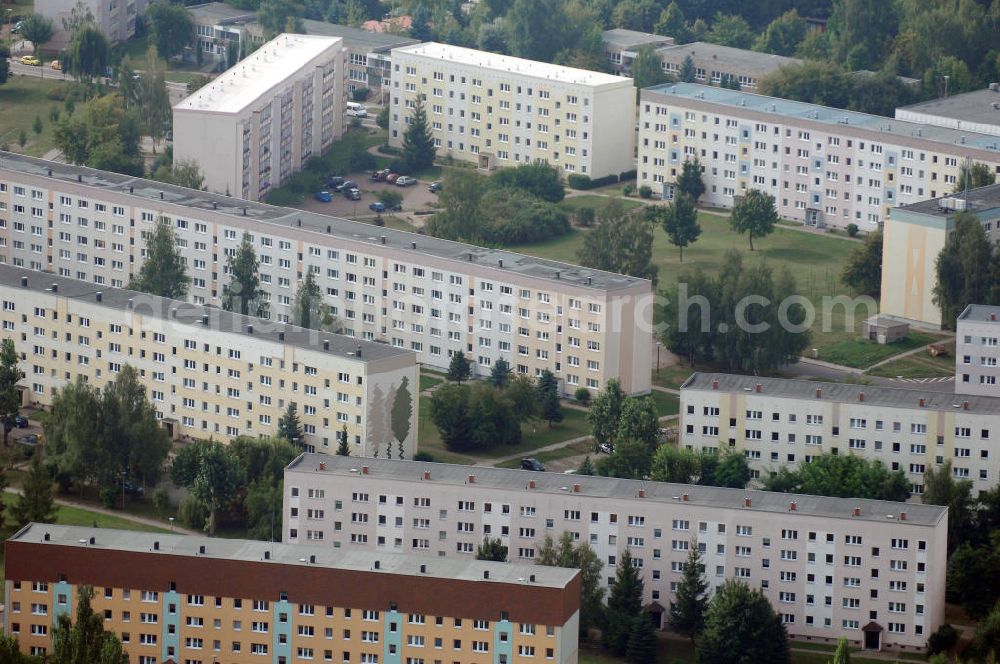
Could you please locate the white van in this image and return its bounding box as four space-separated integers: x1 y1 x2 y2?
346 102 368 118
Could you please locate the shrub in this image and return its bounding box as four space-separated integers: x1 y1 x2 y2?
179 495 209 531
100 485 118 509
152 486 171 517
413 451 435 462
567 174 593 190
350 117 362 128
619 169 637 181
622 183 636 196
638 185 653 199
377 145 402 156
576 206 596 227
351 87 369 102
574 387 592 405
927 624 958 655
264 188 303 206
846 222 859 237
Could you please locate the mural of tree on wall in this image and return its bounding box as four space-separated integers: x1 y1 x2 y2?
391 376 413 459
367 385 387 458
384 384 397 459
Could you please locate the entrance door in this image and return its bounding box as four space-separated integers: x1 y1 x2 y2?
863 626 881 650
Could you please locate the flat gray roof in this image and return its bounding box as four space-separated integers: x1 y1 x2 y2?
644 83 1000 155
602 29 673 50
0 263 410 363
892 183 1000 218
959 304 1000 324
897 88 1000 128
299 19 419 53
288 454 947 528
187 1 256 23
0 152 644 293
10 523 575 588
655 42 798 74
683 371 1000 417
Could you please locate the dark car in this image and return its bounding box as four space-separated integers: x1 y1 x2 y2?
428 180 442 193
16 434 39 455
327 176 345 188
122 479 144 496
334 179 355 192
369 202 386 213
521 458 545 472
14 415 28 428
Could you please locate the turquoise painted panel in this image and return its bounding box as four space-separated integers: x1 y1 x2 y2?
383 610 402 664
51 581 72 628
161 590 180 663
274 600 293 664
493 620 513 664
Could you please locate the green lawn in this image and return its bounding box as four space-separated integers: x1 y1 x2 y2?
1 492 169 533
815 331 942 369
649 389 679 417
653 362 707 391
0 75 72 157
419 373 444 392
417 395 592 465
559 195 645 214
580 639 921 664
495 438 593 469
867 340 955 379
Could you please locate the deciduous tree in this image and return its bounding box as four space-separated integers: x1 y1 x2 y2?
841 230 882 297
172 441 244 534
587 379 626 453
577 200 657 282
655 192 701 261
536 532 605 634
923 460 974 552
596 438 652 480
698 579 790 664
476 536 508 562
956 161 997 193
20 15 54 56
934 212 993 328
147 2 194 60
65 22 110 84
729 189 777 251
650 444 700 483
130 217 190 299
753 9 806 56
675 158 705 201
0 338 24 446
51 586 129 664
630 44 670 91
705 13 753 49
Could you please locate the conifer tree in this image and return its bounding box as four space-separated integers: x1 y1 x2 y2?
13 454 56 528
669 539 709 641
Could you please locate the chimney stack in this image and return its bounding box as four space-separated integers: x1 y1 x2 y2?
755 383 762 393
362 466 369 475
467 474 476 484
815 388 822 399
789 501 797 511
319 462 326 471
919 398 926 408
423 471 430 480
899 512 907 521
528 480 536 489
483 570 490 580
682 493 689 502
963 401 969 410
744 497 752 508
852 507 861 517
638 489 646 498
711 380 719 390
573 483 581 493
858 392 865 402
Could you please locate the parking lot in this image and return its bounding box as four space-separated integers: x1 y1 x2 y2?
291 174 440 226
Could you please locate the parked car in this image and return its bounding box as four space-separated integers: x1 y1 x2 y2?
521 458 546 472
395 176 417 187
20 55 40 66
385 173 400 184
369 202 386 213
346 107 368 118
345 188 361 200
428 180 442 193
122 479 144 496
50 60 62 71
12 20 24 34
370 169 391 182
327 175 345 188
314 191 332 203
14 415 28 428
335 180 356 192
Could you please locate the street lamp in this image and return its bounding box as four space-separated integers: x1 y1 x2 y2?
120 469 127 510
656 341 662 375
168 516 175 532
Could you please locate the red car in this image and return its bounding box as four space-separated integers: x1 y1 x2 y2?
370 169 391 181
385 172 400 184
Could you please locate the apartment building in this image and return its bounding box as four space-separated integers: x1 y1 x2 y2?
36 0 146 50
601 29 673 75
956 304 1000 397
4 523 580 664
0 153 653 395
173 33 346 202
895 85 1000 138
881 185 1000 327
654 42 798 90
638 83 1000 232
284 454 947 652
188 2 257 64
679 372 1000 497
387 42 636 178
0 264 417 455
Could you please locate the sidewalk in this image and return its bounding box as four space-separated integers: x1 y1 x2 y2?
4 487 200 535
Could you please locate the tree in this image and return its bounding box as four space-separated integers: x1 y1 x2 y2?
659 267 718 366
154 158 205 189
965 600 1000 663
606 549 644 656
487 358 512 388
536 532 605 634
447 351 471 383
830 638 851 664
948 535 1000 619
712 448 751 489
32 116 42 137
51 586 129 664
20 15 54 56
0 46 10 87
656 192 701 261
390 376 413 457
626 614 658 664
129 217 190 299
762 454 910 502
631 44 670 91
401 96 436 172
490 160 565 203
753 9 806 56
923 461 974 552
336 424 350 456
506 0 566 62
956 161 997 193
730 189 777 251
278 403 305 447
136 47 172 149
669 541 708 641
651 444 700 484
377 188 403 210
705 13 753 49
841 230 882 297
675 158 705 201
577 200 657 282
655 2 690 44
0 338 24 446
13 454 56 528
616 396 658 449
577 455 595 476
827 0 897 71
292 270 323 330
427 383 473 451
679 54 696 82
222 232 268 317
596 438 652 480
147 2 194 60
65 22 110 84
588 379 626 453
53 94 143 176
698 579 790 664
172 441 244 534
934 212 993 328
536 369 563 426
257 0 305 36
476 536 508 562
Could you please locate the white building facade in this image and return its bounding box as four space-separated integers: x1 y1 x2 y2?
173 33 346 201
679 372 1000 496
388 43 636 179
638 83 1000 232
284 454 948 653
0 153 653 396
957 304 1000 397
36 0 146 50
